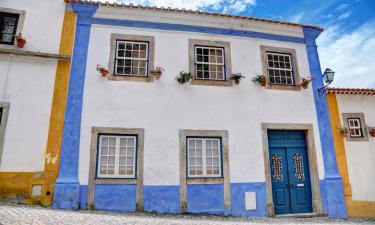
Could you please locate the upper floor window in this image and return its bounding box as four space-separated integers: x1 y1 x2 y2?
187 137 222 178
266 52 294 85
115 40 149 77
0 12 19 45
195 46 225 80
347 118 363 138
97 135 137 178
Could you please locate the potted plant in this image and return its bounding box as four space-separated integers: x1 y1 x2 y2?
253 74 267 86
368 127 375 137
14 33 26 48
301 77 313 89
176 71 192 84
151 66 165 80
96 64 109 77
230 73 245 85
339 127 348 137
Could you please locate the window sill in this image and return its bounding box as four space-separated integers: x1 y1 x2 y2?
266 83 301 91
107 74 153 82
191 79 233 87
0 47 70 61
94 178 137 184
186 177 224 184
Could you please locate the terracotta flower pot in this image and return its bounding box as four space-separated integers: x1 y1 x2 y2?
101 69 109 77
302 83 309 89
260 80 266 86
16 38 26 48
369 131 375 137
234 79 240 85
154 72 161 80
341 131 348 137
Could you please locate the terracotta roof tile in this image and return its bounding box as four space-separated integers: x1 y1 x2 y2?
64 0 323 31
327 88 375 95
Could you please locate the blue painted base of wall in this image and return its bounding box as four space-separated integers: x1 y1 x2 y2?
79 185 88 210
320 177 347 219
53 179 80 210
143 185 180 214
94 184 137 212
187 184 225 214
230 182 267 217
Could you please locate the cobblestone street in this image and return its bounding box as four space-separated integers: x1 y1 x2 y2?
0 204 374 225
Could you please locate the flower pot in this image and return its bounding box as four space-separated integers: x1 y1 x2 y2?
234 79 240 85
302 83 309 89
341 132 348 137
369 131 375 137
101 69 109 77
260 80 266 86
154 72 161 80
16 38 26 48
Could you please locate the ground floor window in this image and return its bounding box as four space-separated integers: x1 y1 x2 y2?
187 137 222 178
97 135 137 178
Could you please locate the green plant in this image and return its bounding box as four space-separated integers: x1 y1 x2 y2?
151 66 165 74
301 77 313 89
253 74 267 86
230 73 245 81
14 33 24 40
339 127 348 134
176 71 192 84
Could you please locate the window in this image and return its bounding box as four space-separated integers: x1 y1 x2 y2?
266 52 294 85
347 118 363 137
0 102 10 165
195 46 225 80
0 107 2 126
0 12 19 45
341 113 368 142
260 45 300 90
115 41 148 76
97 135 137 178
187 137 222 178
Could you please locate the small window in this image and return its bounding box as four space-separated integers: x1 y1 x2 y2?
195 46 225 80
0 12 19 45
266 52 294 85
114 40 149 76
97 135 137 178
187 137 222 178
0 107 3 126
347 118 363 138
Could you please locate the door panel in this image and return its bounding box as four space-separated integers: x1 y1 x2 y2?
269 147 291 215
287 147 313 213
268 130 312 215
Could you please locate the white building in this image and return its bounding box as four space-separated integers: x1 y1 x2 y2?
0 0 71 206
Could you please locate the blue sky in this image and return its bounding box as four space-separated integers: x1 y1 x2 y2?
110 0 375 88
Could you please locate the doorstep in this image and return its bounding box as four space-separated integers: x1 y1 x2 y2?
275 212 328 218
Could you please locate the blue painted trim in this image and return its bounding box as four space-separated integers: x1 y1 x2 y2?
92 18 305 44
143 185 181 214
303 27 347 218
186 184 225 214
230 182 267 217
53 3 98 210
94 184 137 212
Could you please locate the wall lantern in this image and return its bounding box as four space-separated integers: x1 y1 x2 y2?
318 68 335 95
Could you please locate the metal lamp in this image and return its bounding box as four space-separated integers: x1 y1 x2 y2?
318 68 335 95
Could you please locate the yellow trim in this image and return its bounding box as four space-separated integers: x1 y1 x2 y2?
0 12 76 206
327 94 375 218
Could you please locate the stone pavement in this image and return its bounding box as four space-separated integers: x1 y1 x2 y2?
0 204 374 225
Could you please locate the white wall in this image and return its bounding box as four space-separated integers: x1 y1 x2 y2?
0 0 66 171
337 95 375 201
78 18 325 185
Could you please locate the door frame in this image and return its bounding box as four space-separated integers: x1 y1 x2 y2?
261 123 323 216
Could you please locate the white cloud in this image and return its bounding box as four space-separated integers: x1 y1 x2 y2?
338 11 351 20
318 21 375 88
104 0 255 13
289 13 304 23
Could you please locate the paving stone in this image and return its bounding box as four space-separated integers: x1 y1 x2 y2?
0 204 374 225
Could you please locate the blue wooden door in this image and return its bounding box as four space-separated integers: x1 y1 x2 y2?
268 130 312 215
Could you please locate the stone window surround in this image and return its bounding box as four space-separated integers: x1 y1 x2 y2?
87 127 144 211
188 39 233 87
179 129 230 212
261 123 323 217
341 112 368 142
260 45 301 91
108 33 155 82
0 7 26 48
0 102 10 165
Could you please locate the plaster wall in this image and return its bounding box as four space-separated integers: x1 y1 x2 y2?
78 24 325 186
337 94 375 201
0 0 66 171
